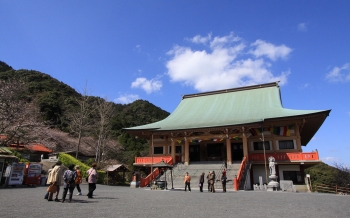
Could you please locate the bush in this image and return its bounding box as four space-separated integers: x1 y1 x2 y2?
58 153 105 184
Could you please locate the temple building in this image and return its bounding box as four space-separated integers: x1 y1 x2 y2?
125 82 330 188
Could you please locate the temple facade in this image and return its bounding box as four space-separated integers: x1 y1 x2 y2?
125 82 330 188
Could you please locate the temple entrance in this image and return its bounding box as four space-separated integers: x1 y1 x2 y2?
189 144 200 162
231 143 244 161
207 143 224 161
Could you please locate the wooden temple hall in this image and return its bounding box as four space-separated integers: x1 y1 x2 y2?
125 82 331 189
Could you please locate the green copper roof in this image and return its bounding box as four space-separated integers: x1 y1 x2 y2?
126 82 330 132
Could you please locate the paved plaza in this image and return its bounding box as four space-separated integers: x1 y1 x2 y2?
0 184 349 218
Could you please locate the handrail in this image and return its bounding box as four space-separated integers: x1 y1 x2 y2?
248 152 319 162
234 156 247 191
139 157 173 187
135 156 173 165
214 161 226 189
140 168 160 187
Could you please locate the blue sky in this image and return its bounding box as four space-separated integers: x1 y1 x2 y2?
1 1 349 166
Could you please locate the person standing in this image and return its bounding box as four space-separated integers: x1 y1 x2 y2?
207 171 211 192
75 165 82 195
209 171 215 193
87 163 98 198
221 171 227 192
47 161 64 202
199 172 205 192
45 164 56 200
184 172 191 192
62 164 77 203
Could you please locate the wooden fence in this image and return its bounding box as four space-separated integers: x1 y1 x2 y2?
315 184 350 195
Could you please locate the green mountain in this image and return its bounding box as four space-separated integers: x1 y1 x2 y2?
0 60 170 168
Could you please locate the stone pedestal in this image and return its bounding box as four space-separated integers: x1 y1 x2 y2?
267 175 279 191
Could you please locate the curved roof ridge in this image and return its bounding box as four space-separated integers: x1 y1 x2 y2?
182 81 279 99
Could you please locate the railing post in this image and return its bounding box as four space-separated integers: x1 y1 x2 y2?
234 175 238 191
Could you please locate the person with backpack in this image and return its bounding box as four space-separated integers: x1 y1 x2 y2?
61 164 77 203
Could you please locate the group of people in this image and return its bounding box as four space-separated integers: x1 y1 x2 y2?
45 161 98 202
184 169 227 193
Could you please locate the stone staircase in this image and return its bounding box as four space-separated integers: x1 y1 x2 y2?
158 161 241 190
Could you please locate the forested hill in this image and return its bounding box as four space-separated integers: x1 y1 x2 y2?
0 60 170 167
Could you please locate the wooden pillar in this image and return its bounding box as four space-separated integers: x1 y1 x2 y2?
171 140 176 164
242 132 248 158
184 139 189 165
295 124 302 151
149 136 153 156
226 138 232 165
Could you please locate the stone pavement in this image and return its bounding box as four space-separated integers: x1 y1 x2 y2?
0 184 349 218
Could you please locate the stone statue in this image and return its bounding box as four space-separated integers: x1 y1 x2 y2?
267 156 279 191
268 156 276 176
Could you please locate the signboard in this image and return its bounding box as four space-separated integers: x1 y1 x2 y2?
8 163 25 185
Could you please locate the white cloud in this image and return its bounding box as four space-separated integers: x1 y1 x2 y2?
166 33 292 92
114 94 139 104
325 63 350 82
250 40 293 61
187 33 212 44
298 23 307 32
131 77 162 94
347 111 350 116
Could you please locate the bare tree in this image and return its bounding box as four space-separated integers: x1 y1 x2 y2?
95 97 114 163
0 79 38 146
68 83 94 159
333 162 350 187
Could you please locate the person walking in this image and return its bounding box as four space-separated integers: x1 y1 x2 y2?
47 161 64 202
184 172 191 192
199 172 205 192
62 164 77 203
221 171 227 192
87 163 98 198
75 165 83 195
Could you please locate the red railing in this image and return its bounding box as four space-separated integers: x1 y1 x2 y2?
140 168 160 187
234 156 247 191
137 156 173 187
248 151 319 162
134 156 173 165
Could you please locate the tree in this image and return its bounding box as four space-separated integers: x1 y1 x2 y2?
68 84 94 159
0 79 38 146
95 97 114 163
333 163 350 187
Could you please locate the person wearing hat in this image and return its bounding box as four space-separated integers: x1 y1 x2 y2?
75 165 83 195
87 163 98 198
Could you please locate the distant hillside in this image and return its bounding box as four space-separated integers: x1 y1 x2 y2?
0 60 170 168
305 162 350 189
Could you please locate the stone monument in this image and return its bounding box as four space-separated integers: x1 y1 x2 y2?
267 156 279 191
